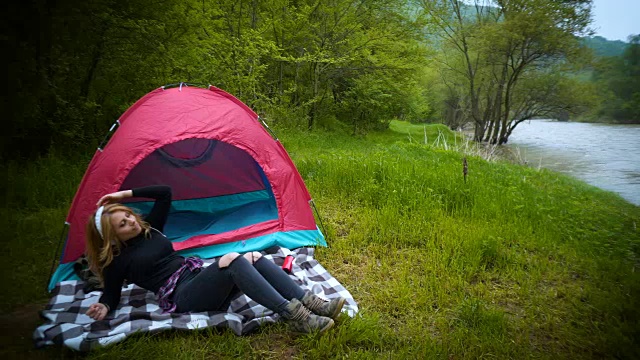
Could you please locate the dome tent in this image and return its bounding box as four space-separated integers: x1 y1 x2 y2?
48 83 326 290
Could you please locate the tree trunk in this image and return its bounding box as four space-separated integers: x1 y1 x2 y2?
80 37 105 99
308 61 319 130
488 59 508 143
473 120 484 142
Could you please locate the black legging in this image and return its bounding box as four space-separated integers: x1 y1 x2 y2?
172 256 306 314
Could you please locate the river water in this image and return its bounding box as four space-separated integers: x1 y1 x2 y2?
506 120 640 206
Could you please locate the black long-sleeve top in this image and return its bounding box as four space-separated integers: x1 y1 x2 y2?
99 185 184 311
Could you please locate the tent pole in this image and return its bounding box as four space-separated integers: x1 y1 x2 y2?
162 82 210 90
97 120 120 151
310 200 328 243
259 116 279 140
46 222 69 292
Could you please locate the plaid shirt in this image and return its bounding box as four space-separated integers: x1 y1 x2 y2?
156 257 204 313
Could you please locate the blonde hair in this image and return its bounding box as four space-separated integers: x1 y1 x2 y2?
85 203 150 281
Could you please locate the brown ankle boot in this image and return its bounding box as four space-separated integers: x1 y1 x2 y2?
282 298 334 334
300 292 346 320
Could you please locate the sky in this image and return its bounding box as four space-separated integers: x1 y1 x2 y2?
590 0 640 42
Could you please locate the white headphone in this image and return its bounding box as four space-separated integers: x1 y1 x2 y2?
94 206 105 238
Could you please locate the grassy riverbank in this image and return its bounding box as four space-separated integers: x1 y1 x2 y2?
2 121 639 359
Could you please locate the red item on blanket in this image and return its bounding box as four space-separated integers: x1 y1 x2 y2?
282 255 294 273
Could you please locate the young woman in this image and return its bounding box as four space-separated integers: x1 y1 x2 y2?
84 185 345 333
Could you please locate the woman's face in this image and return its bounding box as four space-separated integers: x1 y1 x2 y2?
109 210 142 241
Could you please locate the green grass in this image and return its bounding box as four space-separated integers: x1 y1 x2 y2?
2 121 639 359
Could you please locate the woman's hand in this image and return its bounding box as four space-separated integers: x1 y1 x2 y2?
97 190 133 206
86 302 109 321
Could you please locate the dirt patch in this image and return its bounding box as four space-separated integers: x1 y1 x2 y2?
0 303 69 359
250 332 298 359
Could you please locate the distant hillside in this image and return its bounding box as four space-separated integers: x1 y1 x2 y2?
581 36 628 58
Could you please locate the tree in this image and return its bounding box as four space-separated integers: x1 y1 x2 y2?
4 0 200 158
5 0 436 159
591 34 640 123
266 0 429 130
617 34 640 121
421 0 593 144
421 0 495 141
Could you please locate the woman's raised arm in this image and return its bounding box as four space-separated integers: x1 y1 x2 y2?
131 185 172 231
96 190 133 206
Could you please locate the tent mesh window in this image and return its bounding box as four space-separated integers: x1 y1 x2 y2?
119 138 278 242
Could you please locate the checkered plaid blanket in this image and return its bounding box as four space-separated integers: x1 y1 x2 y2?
34 247 358 351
